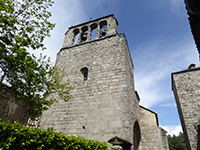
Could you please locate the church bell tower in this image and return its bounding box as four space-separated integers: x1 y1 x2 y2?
40 14 140 150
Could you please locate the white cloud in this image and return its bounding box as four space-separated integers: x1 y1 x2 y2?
162 125 182 136
33 1 87 64
135 69 169 108
160 102 176 108
133 35 198 108
169 0 184 15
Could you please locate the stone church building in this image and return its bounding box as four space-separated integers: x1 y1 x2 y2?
39 14 169 150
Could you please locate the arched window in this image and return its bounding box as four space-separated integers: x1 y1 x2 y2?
73 29 79 45
90 23 97 40
99 20 107 38
133 121 141 150
81 26 88 43
81 67 88 86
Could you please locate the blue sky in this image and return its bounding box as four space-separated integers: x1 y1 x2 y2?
40 0 199 135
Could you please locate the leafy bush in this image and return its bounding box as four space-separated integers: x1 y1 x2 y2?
0 120 109 150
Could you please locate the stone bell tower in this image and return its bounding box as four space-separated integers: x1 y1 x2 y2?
40 14 141 149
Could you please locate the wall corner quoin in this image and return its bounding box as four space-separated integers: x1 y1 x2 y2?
62 29 74 48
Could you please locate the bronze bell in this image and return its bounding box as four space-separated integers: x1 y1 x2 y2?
81 33 87 41
101 29 107 36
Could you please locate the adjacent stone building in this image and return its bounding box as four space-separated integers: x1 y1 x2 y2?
171 1 200 150
39 14 169 150
172 64 200 150
0 84 28 125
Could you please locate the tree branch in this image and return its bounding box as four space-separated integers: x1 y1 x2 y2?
15 2 34 18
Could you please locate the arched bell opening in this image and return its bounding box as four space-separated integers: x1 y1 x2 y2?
133 121 141 150
99 20 107 38
90 23 97 41
80 67 88 86
73 29 79 45
81 26 88 43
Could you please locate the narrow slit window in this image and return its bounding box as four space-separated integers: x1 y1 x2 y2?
83 72 88 86
81 67 88 86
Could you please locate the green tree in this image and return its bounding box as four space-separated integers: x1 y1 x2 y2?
0 0 73 118
168 132 187 150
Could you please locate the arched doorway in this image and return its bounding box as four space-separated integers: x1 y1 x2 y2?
133 121 141 150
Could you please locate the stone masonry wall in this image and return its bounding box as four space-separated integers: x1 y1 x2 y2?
0 86 29 125
159 127 169 150
138 106 169 150
172 67 200 150
40 33 139 147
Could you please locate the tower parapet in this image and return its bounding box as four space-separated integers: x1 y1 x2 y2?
62 14 118 48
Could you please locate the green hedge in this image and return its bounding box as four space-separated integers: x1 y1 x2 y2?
0 120 108 150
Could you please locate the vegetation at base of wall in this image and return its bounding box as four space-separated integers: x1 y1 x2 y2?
0 0 74 118
168 132 187 150
0 120 109 150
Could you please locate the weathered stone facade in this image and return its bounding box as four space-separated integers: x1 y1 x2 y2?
172 65 200 150
40 14 169 150
0 85 29 125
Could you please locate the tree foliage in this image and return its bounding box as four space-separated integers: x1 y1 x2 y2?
168 132 187 150
0 0 73 118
